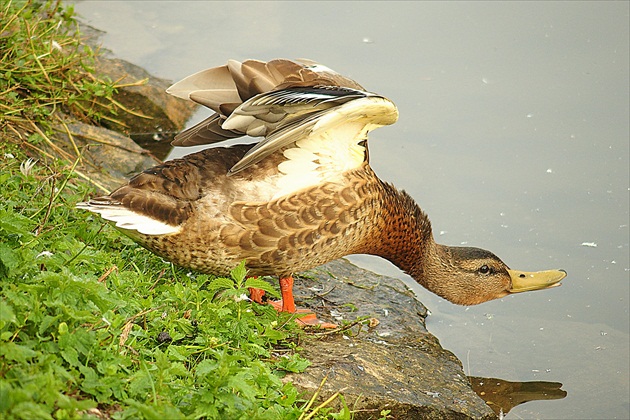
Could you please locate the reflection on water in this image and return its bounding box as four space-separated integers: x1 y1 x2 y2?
469 376 566 417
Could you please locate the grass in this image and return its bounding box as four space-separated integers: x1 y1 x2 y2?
0 0 124 127
0 1 364 419
1 0 143 169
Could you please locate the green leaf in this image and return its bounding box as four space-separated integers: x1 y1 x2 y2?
0 209 35 237
0 342 38 364
0 301 17 329
276 353 310 373
262 327 286 341
167 362 190 378
230 260 248 283
0 243 19 278
244 277 281 299
61 347 81 367
167 345 188 362
207 277 237 293
127 367 153 399
195 359 217 378
38 315 59 336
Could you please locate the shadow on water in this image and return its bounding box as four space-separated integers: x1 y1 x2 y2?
469 376 566 417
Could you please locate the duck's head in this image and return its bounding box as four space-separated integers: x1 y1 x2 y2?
420 246 567 305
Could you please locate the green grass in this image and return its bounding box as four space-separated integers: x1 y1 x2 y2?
1 0 121 126
0 0 137 166
0 143 320 419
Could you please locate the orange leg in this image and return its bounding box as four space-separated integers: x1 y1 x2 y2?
247 276 296 312
279 276 297 313
247 276 337 328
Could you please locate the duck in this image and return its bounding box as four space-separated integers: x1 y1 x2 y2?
77 58 566 325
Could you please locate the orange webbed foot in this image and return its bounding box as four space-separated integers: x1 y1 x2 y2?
247 276 337 329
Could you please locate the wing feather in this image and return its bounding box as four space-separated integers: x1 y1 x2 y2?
166 59 398 174
229 94 398 174
168 59 367 147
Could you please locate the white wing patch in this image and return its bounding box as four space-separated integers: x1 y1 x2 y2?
76 203 181 235
272 126 365 199
270 96 398 199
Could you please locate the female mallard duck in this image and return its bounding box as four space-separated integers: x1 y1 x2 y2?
78 59 566 324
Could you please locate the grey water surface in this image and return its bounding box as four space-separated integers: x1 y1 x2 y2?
73 1 629 418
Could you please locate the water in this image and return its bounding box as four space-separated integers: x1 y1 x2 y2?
73 1 629 418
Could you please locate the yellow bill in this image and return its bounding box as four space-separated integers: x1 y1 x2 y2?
507 269 567 293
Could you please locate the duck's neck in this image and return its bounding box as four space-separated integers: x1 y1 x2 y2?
364 181 447 289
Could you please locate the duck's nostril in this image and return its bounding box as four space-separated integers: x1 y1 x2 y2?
519 274 526 278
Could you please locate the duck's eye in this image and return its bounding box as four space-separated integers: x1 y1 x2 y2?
479 265 491 274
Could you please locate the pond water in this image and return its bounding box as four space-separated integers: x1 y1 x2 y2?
73 1 629 418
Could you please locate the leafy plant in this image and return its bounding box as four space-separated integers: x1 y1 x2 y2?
207 261 281 302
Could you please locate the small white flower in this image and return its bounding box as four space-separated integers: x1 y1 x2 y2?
36 251 53 258
20 158 37 176
234 294 251 302
51 40 63 52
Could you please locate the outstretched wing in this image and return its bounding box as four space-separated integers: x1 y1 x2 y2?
79 59 399 235
167 59 365 146
224 86 396 174
167 59 398 174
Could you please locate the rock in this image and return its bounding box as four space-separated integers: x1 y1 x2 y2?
94 56 196 160
288 259 496 420
52 115 161 192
